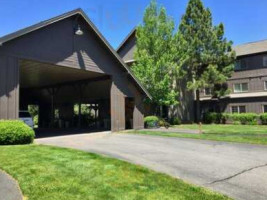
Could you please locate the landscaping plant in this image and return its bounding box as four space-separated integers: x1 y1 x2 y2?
144 116 159 128
0 120 35 145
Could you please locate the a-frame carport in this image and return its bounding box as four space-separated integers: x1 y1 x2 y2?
0 9 150 132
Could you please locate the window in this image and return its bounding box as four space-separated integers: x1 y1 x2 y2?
235 59 247 70
263 56 267 67
204 88 212 96
264 81 267 90
234 83 248 93
231 106 238 113
231 106 246 113
263 105 267 113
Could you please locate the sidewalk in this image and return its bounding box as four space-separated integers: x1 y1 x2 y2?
141 127 200 134
0 169 23 200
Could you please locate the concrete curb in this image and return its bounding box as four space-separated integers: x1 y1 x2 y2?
0 169 23 200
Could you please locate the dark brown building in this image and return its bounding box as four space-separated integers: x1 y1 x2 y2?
0 9 151 132
118 29 267 121
200 40 267 115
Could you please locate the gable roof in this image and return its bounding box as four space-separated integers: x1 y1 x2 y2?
0 9 151 99
117 27 267 58
117 28 136 52
233 40 267 57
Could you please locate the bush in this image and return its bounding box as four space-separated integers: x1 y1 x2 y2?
233 121 241 125
158 118 165 127
260 114 267 125
203 113 223 124
144 116 159 128
0 120 35 145
228 113 258 125
170 117 181 125
158 118 171 129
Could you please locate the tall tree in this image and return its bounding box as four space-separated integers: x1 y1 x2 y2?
177 0 235 122
132 0 179 113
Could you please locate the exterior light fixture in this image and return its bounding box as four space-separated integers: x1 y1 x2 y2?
75 25 83 36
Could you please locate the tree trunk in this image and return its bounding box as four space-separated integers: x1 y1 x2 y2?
196 89 201 123
160 106 163 118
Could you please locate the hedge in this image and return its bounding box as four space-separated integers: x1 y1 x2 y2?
260 114 267 125
203 112 260 125
228 113 258 125
0 120 35 145
203 113 224 124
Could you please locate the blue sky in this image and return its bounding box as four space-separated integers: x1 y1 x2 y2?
0 0 267 48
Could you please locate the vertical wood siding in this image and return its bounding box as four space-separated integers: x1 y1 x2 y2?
117 35 136 62
111 79 125 132
128 82 144 129
0 55 19 119
133 96 144 129
0 16 146 129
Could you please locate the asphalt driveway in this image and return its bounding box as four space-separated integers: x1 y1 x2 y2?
36 132 267 200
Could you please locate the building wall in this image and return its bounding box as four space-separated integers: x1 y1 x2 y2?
117 34 136 62
200 52 267 115
201 97 267 114
224 97 267 113
0 55 19 119
0 15 145 131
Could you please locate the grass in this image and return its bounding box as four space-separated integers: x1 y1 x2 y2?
127 124 267 145
0 145 230 200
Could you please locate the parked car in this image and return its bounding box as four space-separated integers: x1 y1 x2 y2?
19 111 34 128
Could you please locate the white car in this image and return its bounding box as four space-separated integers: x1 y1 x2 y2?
19 111 34 128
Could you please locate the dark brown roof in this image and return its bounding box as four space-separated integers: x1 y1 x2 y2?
0 9 151 99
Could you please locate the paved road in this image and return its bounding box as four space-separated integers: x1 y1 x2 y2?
36 133 267 200
0 170 23 200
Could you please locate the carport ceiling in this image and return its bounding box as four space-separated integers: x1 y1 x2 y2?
20 60 106 89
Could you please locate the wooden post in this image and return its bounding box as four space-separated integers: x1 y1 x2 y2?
78 85 82 129
199 122 202 134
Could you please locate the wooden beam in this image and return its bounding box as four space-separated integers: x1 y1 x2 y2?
30 75 111 90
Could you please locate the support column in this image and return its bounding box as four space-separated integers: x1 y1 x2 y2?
133 95 145 130
78 85 82 128
0 55 19 119
47 87 60 128
110 80 125 132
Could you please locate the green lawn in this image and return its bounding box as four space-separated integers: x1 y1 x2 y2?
0 145 230 200
128 124 267 145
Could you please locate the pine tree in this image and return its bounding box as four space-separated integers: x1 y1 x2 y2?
132 0 179 113
177 0 235 122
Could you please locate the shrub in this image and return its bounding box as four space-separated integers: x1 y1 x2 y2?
158 118 165 127
228 113 258 125
144 116 159 128
249 120 258 125
221 113 229 124
260 114 267 125
158 118 171 129
170 117 181 125
233 121 241 125
203 113 222 124
0 120 35 145
164 121 170 129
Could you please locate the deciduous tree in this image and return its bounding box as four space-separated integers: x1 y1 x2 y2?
132 0 179 113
